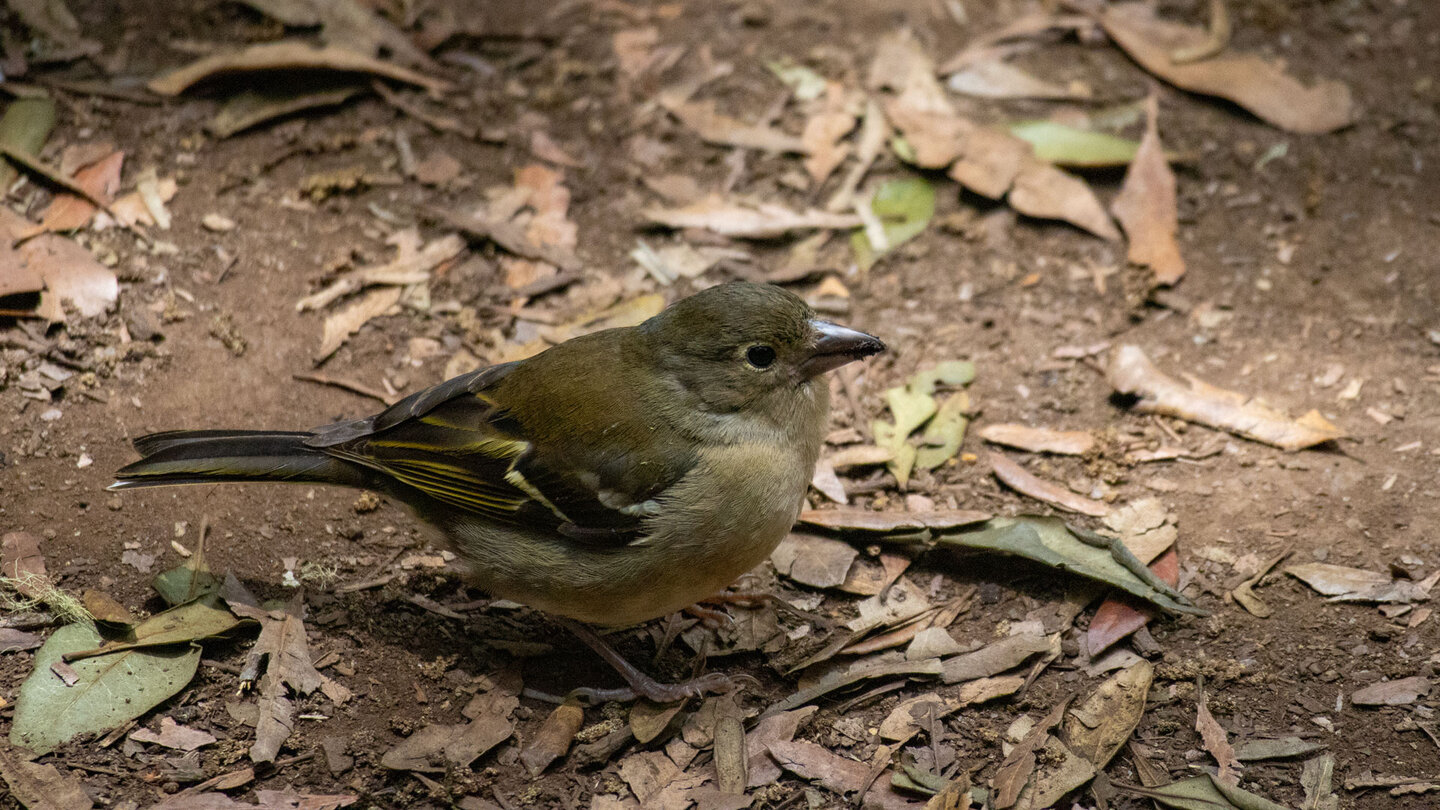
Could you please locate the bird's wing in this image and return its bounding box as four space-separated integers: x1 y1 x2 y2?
305 362 693 544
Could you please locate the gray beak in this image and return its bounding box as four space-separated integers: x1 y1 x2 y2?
800 319 885 378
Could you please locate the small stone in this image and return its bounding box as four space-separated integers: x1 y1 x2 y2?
202 213 236 232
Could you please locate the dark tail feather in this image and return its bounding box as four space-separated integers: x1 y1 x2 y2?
110 430 366 491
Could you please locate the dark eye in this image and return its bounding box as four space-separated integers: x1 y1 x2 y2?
745 345 777 369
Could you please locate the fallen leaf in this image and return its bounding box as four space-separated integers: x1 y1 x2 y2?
10 623 201 754
1234 737 1326 762
0 209 117 321
1009 121 1142 168
1121 774 1293 810
0 97 56 192
1285 562 1433 604
412 150 463 186
942 631 1053 684
852 177 936 271
612 27 660 80
771 533 859 589
767 740 918 810
82 590 136 625
226 588 353 764
148 41 450 96
1061 660 1153 768
878 677 1022 743
235 0 435 69
663 98 807 153
768 58 829 101
316 286 402 364
1011 737 1096 810
801 84 858 183
519 700 584 776
1093 2 1354 134
643 196 861 238
1195 691 1241 787
1352 676 1432 707
31 149 123 234
1111 94 1185 285
810 457 848 504
0 628 43 652
992 697 1073 809
1086 548 1179 656
746 706 817 788
1300 753 1338 810
979 424 1095 455
104 176 177 229
530 131 582 167
0 746 93 810
989 452 1110 517
207 81 365 138
798 509 991 533
131 716 218 751
1007 160 1121 241
617 749 710 809
298 229 463 312
947 60 1090 100
1108 344 1345 450
1101 498 1178 564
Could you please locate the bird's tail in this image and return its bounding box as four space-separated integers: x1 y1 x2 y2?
109 430 367 491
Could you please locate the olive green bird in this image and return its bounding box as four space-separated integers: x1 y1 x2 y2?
112 282 884 701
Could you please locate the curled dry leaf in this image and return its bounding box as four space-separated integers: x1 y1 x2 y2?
1109 344 1345 450
1007 160 1122 242
799 508 991 533
30 149 123 235
1195 691 1241 787
989 452 1109 517
1061 660 1153 769
801 83 858 183
979 424 1095 455
1092 2 1355 134
643 196 861 238
148 41 451 96
947 60 1091 101
942 631 1053 684
0 747 94 810
520 700 584 776
1111 95 1185 285
746 706 817 788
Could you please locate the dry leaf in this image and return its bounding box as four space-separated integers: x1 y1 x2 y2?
316 286 401 363
942 631 1053 684
947 60 1090 100
979 424 1095 455
1007 160 1121 241
1111 94 1184 285
1109 344 1345 450
0 747 93 810
613 27 660 79
520 700 584 776
31 149 123 234
1060 660 1153 768
1351 676 1432 707
746 706 817 788
104 177 177 229
0 209 117 321
771 533 859 589
131 716 218 751
799 508 990 533
148 41 450 96
226 589 352 764
992 697 1073 809
801 83 858 183
298 230 462 311
1087 548 1179 657
1094 2 1354 134
1285 562 1433 604
989 452 1109 517
664 98 807 154
767 741 918 810
643 196 861 238
382 690 518 772
1195 691 1241 787
617 750 710 809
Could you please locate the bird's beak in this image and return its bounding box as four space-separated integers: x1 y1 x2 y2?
801 319 886 378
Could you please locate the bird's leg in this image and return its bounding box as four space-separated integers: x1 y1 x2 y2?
558 618 735 704
683 588 775 628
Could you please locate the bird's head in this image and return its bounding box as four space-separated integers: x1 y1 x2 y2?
642 282 885 417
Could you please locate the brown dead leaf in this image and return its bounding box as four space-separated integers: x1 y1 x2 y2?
530 131 582 168
664 98 807 154
103 176 177 229
617 750 710 810
0 208 117 321
938 13 1094 74
520 700 584 776
1352 676 1432 707
1087 548 1179 657
1111 94 1184 285
989 453 1109 517
0 746 93 810
1 531 47 598
771 533 859 590
746 706 817 788
82 589 135 624
992 696 1073 809
798 508 990 533
979 424 1095 455
767 741 919 810
643 196 861 238
1092 2 1354 134
412 150 462 186
1109 344 1345 450
613 27 660 79
148 41 450 96
801 84 858 183
1195 689 1241 787
131 716 218 751
31 150 123 235
382 692 518 772
1061 660 1153 769
316 286 401 364
942 631 1053 684
947 60 1091 100
298 229 462 311
1008 160 1121 241
227 589 352 764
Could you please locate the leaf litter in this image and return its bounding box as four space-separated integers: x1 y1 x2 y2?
1110 94 1186 286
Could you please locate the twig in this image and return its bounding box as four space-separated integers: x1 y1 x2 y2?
370 80 475 138
293 372 400 405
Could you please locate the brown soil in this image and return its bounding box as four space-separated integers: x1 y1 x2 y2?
2 1 1438 808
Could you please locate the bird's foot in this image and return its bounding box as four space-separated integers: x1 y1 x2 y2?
684 589 774 629
559 618 753 704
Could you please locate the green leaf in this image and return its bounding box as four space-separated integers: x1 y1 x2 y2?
1125 774 1296 810
766 58 828 101
0 97 57 189
153 560 220 607
11 623 200 754
852 177 936 270
915 392 969 471
65 595 247 661
934 517 1206 615
1009 121 1142 168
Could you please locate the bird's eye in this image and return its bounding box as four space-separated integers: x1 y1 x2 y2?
745 345 777 370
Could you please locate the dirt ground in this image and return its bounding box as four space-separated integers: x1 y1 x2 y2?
1 0 1439 808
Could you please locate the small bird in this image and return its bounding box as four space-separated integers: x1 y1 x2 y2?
112 282 884 701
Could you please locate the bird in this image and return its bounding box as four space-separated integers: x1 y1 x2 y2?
111 281 885 701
